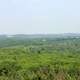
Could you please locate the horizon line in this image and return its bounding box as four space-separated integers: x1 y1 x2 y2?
0 32 80 35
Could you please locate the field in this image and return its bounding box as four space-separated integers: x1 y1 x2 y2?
0 34 80 80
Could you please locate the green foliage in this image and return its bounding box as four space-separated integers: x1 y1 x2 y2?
0 37 80 80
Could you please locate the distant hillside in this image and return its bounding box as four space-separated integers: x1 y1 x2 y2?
1 33 80 39
0 33 80 48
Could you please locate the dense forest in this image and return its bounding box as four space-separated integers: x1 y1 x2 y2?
0 34 80 80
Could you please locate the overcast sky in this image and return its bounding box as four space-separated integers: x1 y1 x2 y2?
0 0 80 34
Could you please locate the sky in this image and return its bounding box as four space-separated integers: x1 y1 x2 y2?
0 0 80 34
